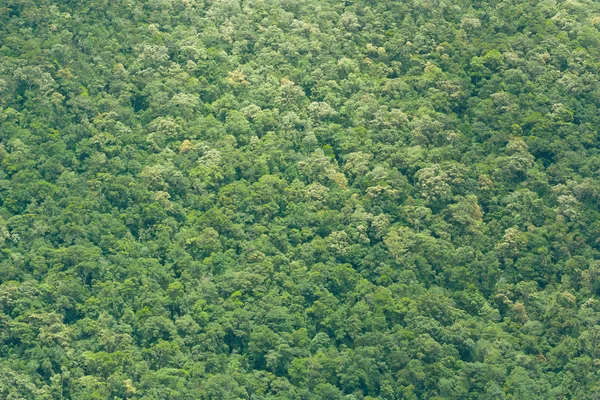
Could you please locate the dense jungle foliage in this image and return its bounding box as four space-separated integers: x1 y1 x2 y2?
2 0 600 398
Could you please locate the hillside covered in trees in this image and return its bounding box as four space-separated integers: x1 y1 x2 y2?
2 0 600 398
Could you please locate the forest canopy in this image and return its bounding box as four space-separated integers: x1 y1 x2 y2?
2 0 600 398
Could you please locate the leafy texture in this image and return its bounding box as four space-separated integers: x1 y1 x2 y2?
2 0 600 398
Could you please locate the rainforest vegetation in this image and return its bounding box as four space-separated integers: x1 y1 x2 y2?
2 0 600 398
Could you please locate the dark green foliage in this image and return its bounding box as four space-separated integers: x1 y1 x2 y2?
2 0 600 398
